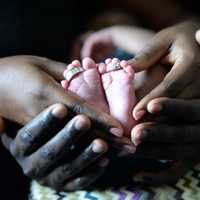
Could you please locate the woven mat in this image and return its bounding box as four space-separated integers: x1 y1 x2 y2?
29 163 200 200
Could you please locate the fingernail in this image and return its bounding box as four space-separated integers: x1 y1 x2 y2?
134 110 146 120
148 103 162 113
110 128 123 137
51 104 67 119
92 140 107 153
74 116 90 130
99 158 109 167
131 127 143 146
135 130 149 146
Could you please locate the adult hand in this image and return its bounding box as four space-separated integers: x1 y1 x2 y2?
1 104 110 191
131 20 200 120
131 98 200 185
0 55 134 190
81 25 154 61
132 98 200 160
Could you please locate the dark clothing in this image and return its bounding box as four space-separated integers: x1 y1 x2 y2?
0 0 103 61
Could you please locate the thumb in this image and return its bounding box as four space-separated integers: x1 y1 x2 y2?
30 56 67 81
129 32 171 72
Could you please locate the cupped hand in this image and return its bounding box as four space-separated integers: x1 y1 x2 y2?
131 20 200 120
132 98 200 160
131 98 200 185
1 104 110 191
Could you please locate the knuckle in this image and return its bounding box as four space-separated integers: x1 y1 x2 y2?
62 164 74 175
39 146 56 161
161 77 179 96
19 129 34 146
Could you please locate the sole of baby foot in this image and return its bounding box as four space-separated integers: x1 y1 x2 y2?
100 58 137 136
63 57 109 113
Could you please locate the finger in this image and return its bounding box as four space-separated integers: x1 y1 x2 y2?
147 98 200 122
81 33 113 60
133 56 197 120
93 129 135 153
132 122 200 145
133 160 194 185
28 115 91 176
135 143 200 160
10 104 67 157
129 32 171 72
41 139 108 187
28 56 66 81
63 158 109 191
50 84 124 138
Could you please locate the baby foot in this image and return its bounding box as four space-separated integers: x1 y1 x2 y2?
99 58 137 136
62 57 109 113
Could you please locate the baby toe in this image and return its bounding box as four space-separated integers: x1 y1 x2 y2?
112 57 120 64
105 58 112 65
72 60 81 67
120 60 128 67
98 63 107 74
67 64 75 70
124 65 134 76
82 57 96 70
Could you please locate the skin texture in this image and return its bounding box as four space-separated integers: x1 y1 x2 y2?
101 58 137 136
128 29 200 184
131 20 200 120
131 98 200 185
63 58 109 113
1 104 109 191
0 55 135 191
